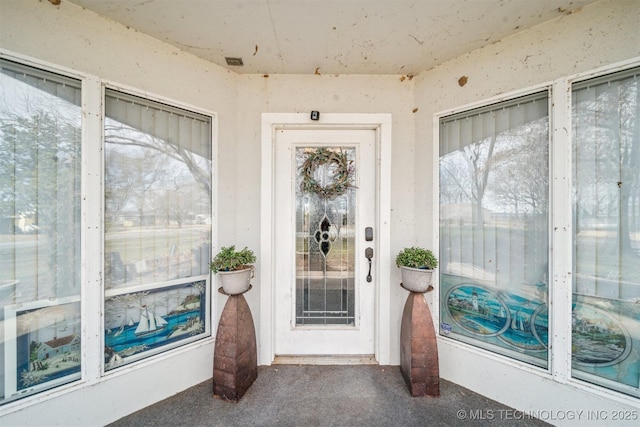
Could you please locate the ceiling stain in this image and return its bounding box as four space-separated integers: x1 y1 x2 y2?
67 0 598 75
408 34 425 45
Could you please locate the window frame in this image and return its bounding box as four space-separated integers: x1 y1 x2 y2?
0 51 218 412
100 81 217 375
0 52 93 410
433 57 640 403
437 88 552 369
569 64 640 397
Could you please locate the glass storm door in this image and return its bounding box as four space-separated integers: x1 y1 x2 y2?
274 128 376 356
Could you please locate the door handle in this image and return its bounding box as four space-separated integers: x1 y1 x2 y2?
365 247 373 282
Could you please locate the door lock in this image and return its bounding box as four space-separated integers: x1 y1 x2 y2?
365 227 373 241
365 247 373 282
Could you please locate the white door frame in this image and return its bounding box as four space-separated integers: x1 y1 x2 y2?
260 113 392 365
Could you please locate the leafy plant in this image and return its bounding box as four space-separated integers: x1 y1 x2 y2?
209 245 256 273
395 246 438 269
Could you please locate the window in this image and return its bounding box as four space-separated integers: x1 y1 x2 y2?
438 92 550 367
103 89 212 370
0 59 82 404
572 67 640 397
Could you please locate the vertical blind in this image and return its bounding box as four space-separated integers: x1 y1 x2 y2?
439 91 549 286
104 89 212 289
573 67 640 298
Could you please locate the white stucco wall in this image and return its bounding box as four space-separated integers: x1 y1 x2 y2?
0 0 638 424
414 0 640 425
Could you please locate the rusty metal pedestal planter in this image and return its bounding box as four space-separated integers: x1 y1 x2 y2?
400 284 440 397
213 286 257 402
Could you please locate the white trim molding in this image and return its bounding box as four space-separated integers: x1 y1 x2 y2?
260 113 392 366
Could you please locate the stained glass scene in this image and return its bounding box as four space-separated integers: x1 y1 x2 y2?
104 280 206 370
7 301 81 399
295 147 356 325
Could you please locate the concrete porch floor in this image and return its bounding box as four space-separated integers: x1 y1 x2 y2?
108 365 550 426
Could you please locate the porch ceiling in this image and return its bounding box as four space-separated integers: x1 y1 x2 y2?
68 0 596 76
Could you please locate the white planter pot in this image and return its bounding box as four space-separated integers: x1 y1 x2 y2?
218 266 254 295
400 266 434 293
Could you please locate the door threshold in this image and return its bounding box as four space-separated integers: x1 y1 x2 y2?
272 355 378 365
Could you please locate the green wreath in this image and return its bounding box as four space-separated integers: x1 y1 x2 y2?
300 148 355 198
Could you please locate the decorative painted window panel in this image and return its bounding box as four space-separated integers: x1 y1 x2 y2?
104 89 212 369
572 67 640 397
438 92 550 367
104 279 207 370
0 59 82 404
4 299 80 399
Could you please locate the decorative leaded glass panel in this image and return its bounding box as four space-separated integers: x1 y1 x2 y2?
295 147 356 325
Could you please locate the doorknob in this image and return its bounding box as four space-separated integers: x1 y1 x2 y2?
365 247 373 282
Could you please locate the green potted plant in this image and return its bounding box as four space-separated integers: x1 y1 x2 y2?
210 245 256 295
396 246 438 292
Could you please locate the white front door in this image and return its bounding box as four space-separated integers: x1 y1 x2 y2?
273 127 376 356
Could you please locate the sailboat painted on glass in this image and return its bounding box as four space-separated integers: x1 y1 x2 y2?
135 305 169 337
